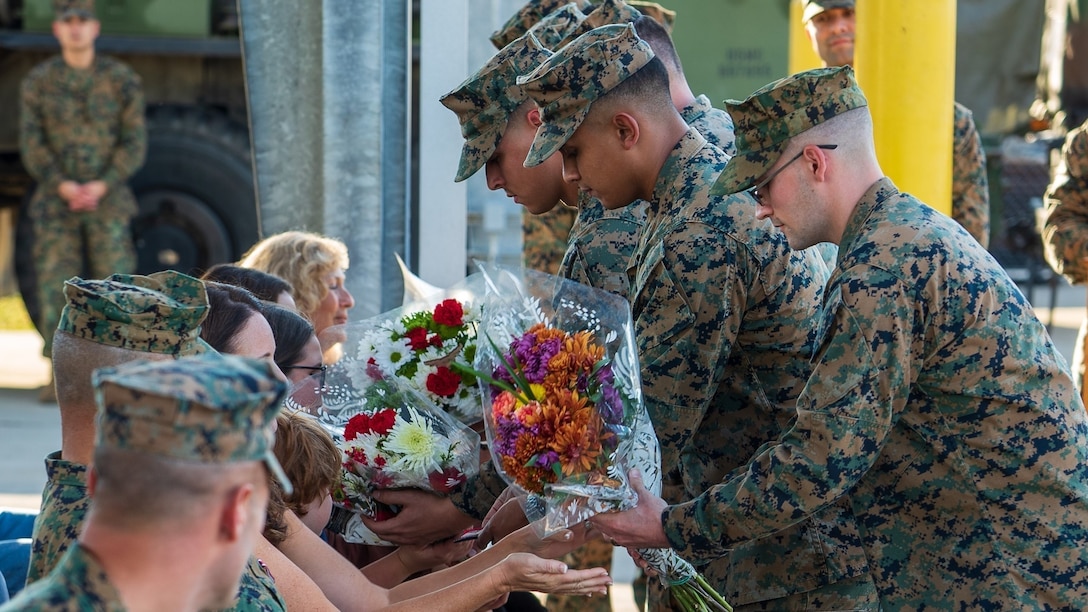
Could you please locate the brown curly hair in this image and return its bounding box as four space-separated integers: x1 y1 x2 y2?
273 411 341 519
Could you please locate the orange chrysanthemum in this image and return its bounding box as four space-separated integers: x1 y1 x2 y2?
550 401 606 476
503 433 557 494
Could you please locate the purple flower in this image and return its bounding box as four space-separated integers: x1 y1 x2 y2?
535 450 559 468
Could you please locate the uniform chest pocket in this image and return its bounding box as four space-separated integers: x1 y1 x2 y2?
632 241 695 363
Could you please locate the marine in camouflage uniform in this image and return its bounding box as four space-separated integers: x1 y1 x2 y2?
4 353 290 612
649 65 1088 610
19 0 146 360
1043 117 1088 389
803 0 989 248
24 271 287 612
521 25 877 610
516 0 684 278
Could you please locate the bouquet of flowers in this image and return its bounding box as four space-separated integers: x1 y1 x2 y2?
356 297 482 425
333 380 480 525
465 265 731 612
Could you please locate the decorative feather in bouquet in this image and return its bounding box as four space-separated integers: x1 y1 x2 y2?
461 264 731 612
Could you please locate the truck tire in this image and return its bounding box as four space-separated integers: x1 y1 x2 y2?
14 105 259 329
130 105 259 276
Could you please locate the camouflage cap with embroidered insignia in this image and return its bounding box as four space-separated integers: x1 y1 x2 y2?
519 23 655 168
630 1 677 32
58 270 210 356
441 33 553 182
525 3 587 49
93 352 293 494
710 65 867 196
490 0 593 50
53 0 94 20
802 0 854 23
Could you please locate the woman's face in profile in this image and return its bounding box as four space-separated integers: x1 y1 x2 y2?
309 268 354 334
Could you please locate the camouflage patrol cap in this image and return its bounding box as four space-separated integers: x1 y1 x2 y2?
58 270 210 356
525 3 587 49
93 352 293 494
490 0 593 49
441 34 553 182
802 0 854 23
630 1 677 32
550 0 645 48
53 0 94 20
519 23 655 168
710 65 867 196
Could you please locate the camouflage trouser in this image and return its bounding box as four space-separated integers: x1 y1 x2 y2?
32 211 135 357
647 572 879 612
545 538 614 612
522 205 577 275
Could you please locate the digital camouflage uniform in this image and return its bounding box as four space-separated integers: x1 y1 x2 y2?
951 101 989 248
1043 118 1088 388
561 95 737 297
20 47 146 358
9 352 290 612
688 65 1088 610
521 26 876 610
22 273 289 612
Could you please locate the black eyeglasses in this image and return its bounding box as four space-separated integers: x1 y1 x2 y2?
283 364 327 386
749 144 837 204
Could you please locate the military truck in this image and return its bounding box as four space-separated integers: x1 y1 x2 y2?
0 0 258 322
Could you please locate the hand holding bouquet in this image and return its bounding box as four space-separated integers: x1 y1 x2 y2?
465 265 731 612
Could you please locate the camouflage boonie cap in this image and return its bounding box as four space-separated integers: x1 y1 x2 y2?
93 352 292 495
525 3 587 49
519 23 655 168
551 0 645 48
802 0 854 22
490 0 593 49
440 34 553 182
58 270 211 356
630 1 677 32
710 65 867 196
53 0 94 20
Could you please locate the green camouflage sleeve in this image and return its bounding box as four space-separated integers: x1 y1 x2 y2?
98 63 147 192
522 204 577 274
661 265 914 563
448 459 508 520
1043 120 1088 284
19 69 66 195
951 103 990 248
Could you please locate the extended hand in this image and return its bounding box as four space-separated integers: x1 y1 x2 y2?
361 488 476 545
476 492 529 549
496 552 612 596
590 469 670 549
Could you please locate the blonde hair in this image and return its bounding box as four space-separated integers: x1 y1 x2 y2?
239 231 349 319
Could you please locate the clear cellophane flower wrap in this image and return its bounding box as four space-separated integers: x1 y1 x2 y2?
466 265 731 612
284 328 481 546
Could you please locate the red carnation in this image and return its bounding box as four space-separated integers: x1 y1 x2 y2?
369 409 397 435
344 413 371 441
433 299 464 327
405 327 430 351
426 366 461 398
428 467 466 493
366 357 384 381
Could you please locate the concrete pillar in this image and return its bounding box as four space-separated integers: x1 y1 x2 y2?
239 0 410 316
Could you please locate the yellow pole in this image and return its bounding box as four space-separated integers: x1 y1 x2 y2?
854 0 955 215
788 0 823 75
